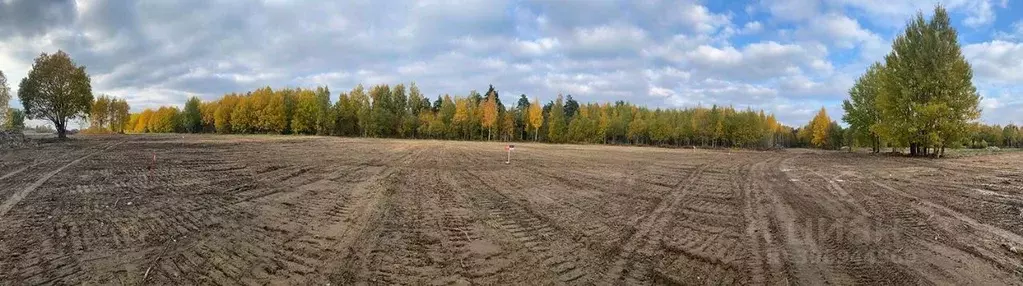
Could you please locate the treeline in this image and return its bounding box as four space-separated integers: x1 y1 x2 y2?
83 95 130 134
123 84 795 148
968 124 1023 149
841 6 981 156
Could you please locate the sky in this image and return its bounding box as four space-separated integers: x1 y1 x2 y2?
1 0 1021 127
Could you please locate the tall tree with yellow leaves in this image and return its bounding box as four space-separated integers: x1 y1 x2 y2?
214 94 239 134
135 109 154 133
89 95 111 130
452 97 471 140
500 109 515 141
108 98 130 133
481 91 498 140
527 97 543 141
201 101 218 132
810 107 831 148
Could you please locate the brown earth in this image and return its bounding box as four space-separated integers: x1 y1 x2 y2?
1 134 1022 285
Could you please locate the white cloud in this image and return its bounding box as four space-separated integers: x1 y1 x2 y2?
683 41 828 80
677 2 732 33
964 40 1023 83
978 90 1023 124
762 0 820 22
802 14 883 50
569 24 648 55
981 97 999 110
515 37 560 56
687 45 742 66
828 0 1002 28
961 0 995 28
296 71 352 86
994 21 1023 40
741 21 763 34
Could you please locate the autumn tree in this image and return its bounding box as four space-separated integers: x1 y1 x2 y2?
108 98 130 133
214 94 239 133
765 113 780 147
135 109 154 133
150 106 182 133
89 95 111 130
452 96 471 140
19 51 93 138
527 97 543 141
231 96 254 133
500 109 516 141
126 113 140 133
809 107 831 148
257 87 287 134
628 109 648 144
481 90 498 140
292 89 319 134
200 101 218 132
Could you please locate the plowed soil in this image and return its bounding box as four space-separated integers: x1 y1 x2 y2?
2 134 1022 285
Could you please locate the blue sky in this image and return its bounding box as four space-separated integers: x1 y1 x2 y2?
1 0 1021 127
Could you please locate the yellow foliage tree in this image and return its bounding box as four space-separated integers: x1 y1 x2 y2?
766 114 779 146
810 107 831 148
126 113 140 133
135 109 154 133
201 101 218 132
214 94 239 133
500 110 515 141
452 97 471 139
89 95 111 131
527 97 543 141
481 92 498 140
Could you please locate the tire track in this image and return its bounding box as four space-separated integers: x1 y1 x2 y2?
599 160 712 285
0 140 126 219
750 154 833 284
871 181 1023 273
452 170 598 284
650 156 757 285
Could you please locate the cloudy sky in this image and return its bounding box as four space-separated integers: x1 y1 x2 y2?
1 0 1021 126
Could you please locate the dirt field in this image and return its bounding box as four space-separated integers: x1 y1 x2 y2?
1 134 1022 285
